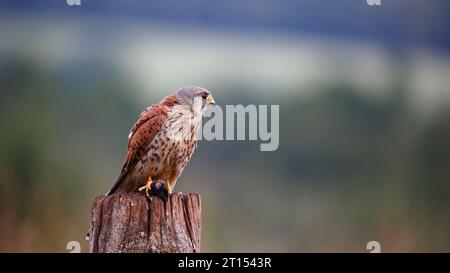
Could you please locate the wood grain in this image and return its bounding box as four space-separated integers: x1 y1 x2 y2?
88 192 201 253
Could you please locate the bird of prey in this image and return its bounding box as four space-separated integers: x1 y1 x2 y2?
107 86 215 197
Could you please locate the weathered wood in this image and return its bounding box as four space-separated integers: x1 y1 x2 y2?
88 192 201 253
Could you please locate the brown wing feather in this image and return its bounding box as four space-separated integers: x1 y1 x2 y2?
106 95 179 195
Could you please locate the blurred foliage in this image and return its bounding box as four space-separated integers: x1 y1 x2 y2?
1 52 449 252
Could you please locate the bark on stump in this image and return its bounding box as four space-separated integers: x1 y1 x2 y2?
88 192 201 253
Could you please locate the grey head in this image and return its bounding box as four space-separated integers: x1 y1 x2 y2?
174 86 215 110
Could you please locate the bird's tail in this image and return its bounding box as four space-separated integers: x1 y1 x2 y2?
106 170 132 196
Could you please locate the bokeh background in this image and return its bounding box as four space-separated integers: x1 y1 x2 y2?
1 0 449 252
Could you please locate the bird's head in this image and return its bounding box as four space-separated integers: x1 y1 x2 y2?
175 86 215 113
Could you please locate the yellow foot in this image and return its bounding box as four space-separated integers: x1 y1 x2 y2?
138 176 153 198
166 181 173 195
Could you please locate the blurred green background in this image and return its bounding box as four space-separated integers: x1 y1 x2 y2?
0 0 449 252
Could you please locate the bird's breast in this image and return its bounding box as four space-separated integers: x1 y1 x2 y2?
140 106 201 181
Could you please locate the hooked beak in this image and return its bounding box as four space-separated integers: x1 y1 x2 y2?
206 95 215 105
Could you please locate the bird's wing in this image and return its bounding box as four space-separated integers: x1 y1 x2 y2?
106 102 171 195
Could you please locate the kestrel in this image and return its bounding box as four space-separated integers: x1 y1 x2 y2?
107 86 215 197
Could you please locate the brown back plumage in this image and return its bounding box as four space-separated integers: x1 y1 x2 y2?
106 95 180 195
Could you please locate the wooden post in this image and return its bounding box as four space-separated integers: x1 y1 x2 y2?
88 192 201 253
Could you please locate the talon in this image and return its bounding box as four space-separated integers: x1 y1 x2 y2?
138 176 153 198
166 181 172 195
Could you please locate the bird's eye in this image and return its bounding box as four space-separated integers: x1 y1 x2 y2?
201 93 208 100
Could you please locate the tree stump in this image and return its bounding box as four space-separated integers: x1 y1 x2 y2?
88 192 201 253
